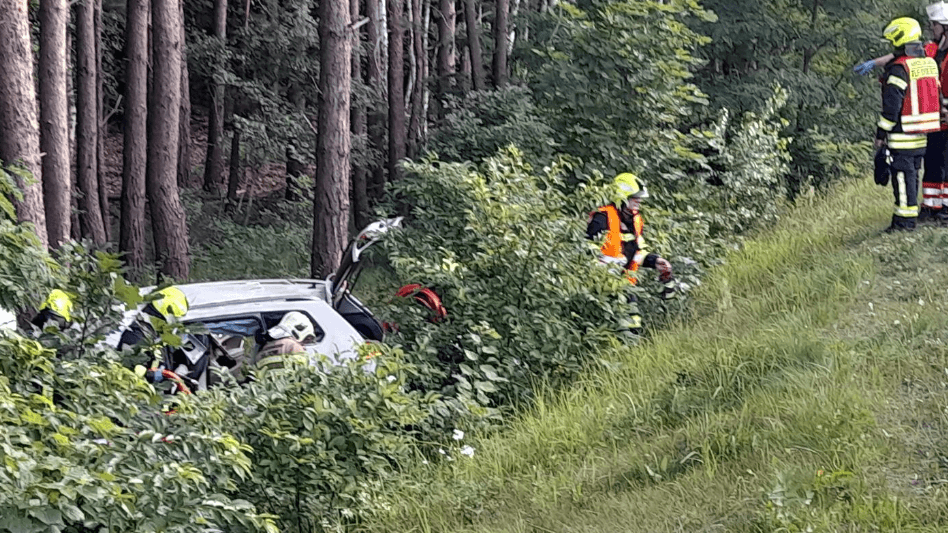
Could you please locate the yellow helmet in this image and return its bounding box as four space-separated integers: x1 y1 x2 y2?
883 17 922 48
613 172 649 205
41 289 74 322
151 286 189 319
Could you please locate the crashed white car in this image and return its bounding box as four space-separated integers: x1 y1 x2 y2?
105 218 402 388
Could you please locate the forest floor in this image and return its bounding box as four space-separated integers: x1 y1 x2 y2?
101 116 302 200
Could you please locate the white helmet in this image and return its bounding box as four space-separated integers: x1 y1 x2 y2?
267 311 316 343
928 1 948 25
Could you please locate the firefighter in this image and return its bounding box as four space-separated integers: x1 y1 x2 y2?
855 6 948 222
117 286 190 350
116 286 210 390
875 17 942 232
249 311 315 372
587 173 676 336
31 289 75 330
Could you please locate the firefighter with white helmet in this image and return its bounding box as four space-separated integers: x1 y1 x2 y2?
250 311 316 372
875 17 941 232
586 173 676 337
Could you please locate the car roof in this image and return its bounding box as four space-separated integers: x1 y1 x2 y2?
171 279 331 310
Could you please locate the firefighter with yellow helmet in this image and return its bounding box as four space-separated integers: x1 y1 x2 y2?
875 17 942 232
31 289 76 330
586 173 676 336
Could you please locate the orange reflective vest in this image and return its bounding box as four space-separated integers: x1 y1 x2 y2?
596 205 646 284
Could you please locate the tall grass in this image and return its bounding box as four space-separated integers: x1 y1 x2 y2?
353 180 948 532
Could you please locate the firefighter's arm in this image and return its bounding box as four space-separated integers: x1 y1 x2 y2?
586 212 608 240
877 65 909 142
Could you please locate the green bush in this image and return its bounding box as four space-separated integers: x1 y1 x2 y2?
428 87 556 164
380 148 637 433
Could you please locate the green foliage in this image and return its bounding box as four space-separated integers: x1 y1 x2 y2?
521 0 715 177
0 220 55 314
693 0 917 191
0 243 276 532
381 148 636 431
211 353 428 532
428 87 556 164
0 162 26 224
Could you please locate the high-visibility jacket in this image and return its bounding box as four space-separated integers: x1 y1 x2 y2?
878 55 941 151
594 205 647 284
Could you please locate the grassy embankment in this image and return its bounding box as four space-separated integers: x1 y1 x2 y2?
357 179 948 532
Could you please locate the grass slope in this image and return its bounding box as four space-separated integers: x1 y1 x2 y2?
358 179 948 532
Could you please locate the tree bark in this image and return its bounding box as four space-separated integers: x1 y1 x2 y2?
177 0 191 187
387 0 406 182
312 0 352 278
39 0 71 247
366 0 387 198
464 0 484 91
436 0 456 117
351 0 370 230
492 0 508 87
202 0 227 192
407 0 424 154
76 0 107 245
459 38 471 93
95 0 111 242
0 0 48 247
121 0 148 280
148 0 190 280
226 129 241 204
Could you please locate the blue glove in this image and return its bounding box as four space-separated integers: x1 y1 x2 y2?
853 60 876 76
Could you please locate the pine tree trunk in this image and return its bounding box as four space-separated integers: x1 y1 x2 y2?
226 130 241 204
202 0 227 192
148 0 190 281
387 0 406 182
39 0 72 247
95 0 111 242
76 0 107 245
464 0 484 91
366 0 387 199
351 0 370 230
436 0 456 118
0 0 48 247
312 0 352 278
177 0 191 188
121 0 148 280
492 0 508 87
407 0 425 154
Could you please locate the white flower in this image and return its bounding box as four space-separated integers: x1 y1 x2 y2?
386 375 397 383
452 429 464 441
438 448 447 455
422 460 429 465
460 445 475 457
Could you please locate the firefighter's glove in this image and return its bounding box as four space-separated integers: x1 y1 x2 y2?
874 148 890 187
853 60 876 76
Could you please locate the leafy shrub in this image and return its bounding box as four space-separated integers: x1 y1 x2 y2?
0 240 276 532
380 148 637 432
428 87 556 164
212 352 428 532
521 0 716 177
